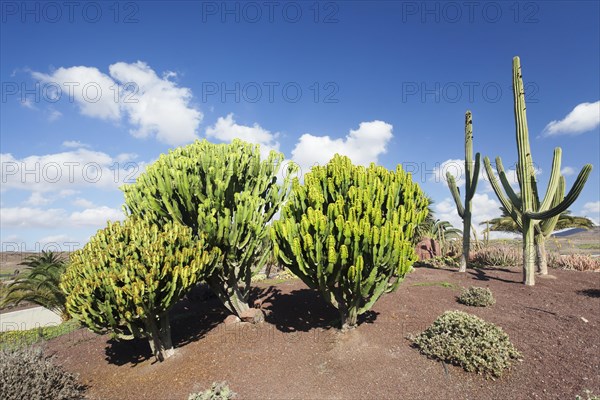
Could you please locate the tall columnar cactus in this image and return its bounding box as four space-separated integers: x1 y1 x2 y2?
534 176 566 275
60 218 218 361
272 155 429 330
121 139 294 319
446 111 480 272
484 56 592 285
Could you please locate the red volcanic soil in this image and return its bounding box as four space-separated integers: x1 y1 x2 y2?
44 266 600 399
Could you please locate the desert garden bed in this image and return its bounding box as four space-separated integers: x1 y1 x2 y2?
38 265 599 400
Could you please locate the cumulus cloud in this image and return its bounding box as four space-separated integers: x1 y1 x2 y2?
580 201 600 226
291 120 393 175
72 197 95 208
69 206 124 226
1 149 146 193
206 114 280 158
560 166 575 176
25 192 51 206
38 234 79 246
430 159 469 187
47 108 62 122
110 62 201 145
434 193 510 239
0 206 124 229
437 158 544 194
20 98 36 110
0 207 67 228
31 62 202 145
433 158 513 193
62 140 90 148
32 66 121 120
542 101 600 136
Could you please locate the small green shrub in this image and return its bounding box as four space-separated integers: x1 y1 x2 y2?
0 346 85 399
188 382 236 400
250 273 267 283
470 245 522 267
458 287 495 307
548 254 600 272
411 310 521 378
414 256 459 268
576 390 600 400
275 268 297 280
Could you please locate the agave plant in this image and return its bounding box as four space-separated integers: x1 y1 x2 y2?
1 251 69 320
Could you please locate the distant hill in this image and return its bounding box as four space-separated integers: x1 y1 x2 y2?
552 226 599 239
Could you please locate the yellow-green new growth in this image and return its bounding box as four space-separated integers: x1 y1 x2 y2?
272 155 429 330
60 218 218 361
484 57 592 285
447 111 480 272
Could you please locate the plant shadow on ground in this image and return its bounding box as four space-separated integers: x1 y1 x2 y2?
468 267 522 284
576 288 600 298
250 286 378 333
104 284 227 366
104 283 381 365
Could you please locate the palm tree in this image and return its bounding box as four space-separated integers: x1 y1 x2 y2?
414 196 436 242
1 251 69 320
482 208 594 233
482 207 595 273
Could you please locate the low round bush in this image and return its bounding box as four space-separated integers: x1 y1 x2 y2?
0 346 85 399
411 310 521 378
458 286 495 307
189 382 236 400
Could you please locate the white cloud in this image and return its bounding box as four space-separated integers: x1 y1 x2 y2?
434 193 506 239
38 234 79 246
72 197 95 208
291 120 393 175
32 66 121 120
24 189 78 206
115 153 138 163
433 158 512 193
69 206 124 226
431 159 467 186
440 158 545 195
580 201 600 226
542 101 600 136
560 166 575 176
206 114 280 159
0 207 67 228
1 149 146 193
110 61 202 145
62 140 90 148
20 98 36 110
58 189 78 197
31 61 202 146
25 192 51 206
47 108 62 122
0 206 124 229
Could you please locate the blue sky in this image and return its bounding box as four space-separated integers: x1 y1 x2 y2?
1 0 599 251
